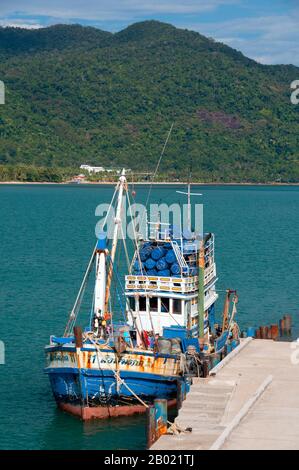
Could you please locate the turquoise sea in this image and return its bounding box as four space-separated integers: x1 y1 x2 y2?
0 184 298 449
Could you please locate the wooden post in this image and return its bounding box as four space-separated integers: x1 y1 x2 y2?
74 326 83 348
177 380 186 410
198 239 205 340
146 399 168 448
279 318 286 336
203 359 209 378
284 315 292 335
259 326 268 339
154 399 168 438
270 324 279 340
221 290 231 333
146 406 156 449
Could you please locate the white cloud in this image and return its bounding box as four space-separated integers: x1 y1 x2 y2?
0 19 43 29
0 1 240 21
187 11 299 65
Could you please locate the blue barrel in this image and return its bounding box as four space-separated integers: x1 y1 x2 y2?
133 260 144 271
151 247 166 261
163 242 172 249
247 327 256 338
147 268 158 276
170 262 180 275
165 249 176 264
158 269 170 277
140 246 152 261
143 241 152 248
156 257 168 271
145 258 156 270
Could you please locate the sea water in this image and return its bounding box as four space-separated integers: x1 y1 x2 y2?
0 184 298 449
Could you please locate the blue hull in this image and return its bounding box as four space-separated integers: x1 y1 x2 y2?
46 367 181 408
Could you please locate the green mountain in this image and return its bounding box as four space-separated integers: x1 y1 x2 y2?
0 20 298 182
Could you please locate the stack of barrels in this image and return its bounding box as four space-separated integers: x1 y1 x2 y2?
244 315 292 340
133 242 197 277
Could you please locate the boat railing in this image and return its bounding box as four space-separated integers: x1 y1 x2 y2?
125 263 216 293
204 263 216 285
148 221 173 241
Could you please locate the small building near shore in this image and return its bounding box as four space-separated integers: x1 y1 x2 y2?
71 174 86 183
80 165 105 174
80 164 132 175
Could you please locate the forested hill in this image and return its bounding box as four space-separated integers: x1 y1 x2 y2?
0 20 298 182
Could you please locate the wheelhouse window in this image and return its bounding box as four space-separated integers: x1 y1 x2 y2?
161 298 169 313
172 299 182 315
139 296 146 311
149 297 158 312
128 297 135 311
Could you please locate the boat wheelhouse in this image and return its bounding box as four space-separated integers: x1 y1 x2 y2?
125 226 218 343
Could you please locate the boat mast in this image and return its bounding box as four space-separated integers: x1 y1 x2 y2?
104 169 127 313
94 239 107 318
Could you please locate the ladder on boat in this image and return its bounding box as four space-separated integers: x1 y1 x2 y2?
171 240 189 276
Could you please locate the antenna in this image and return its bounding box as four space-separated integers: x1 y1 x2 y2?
176 157 201 231
176 167 202 232
140 123 174 233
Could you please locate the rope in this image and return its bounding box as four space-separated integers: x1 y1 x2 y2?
84 333 149 409
166 421 192 435
140 122 174 237
110 256 145 344
120 222 131 272
126 191 145 275
64 185 119 336
64 244 96 336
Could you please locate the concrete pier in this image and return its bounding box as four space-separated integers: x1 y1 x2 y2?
152 339 299 450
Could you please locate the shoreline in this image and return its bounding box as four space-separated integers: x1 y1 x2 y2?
0 181 299 186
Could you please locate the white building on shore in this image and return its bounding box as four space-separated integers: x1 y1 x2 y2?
80 164 131 174
80 164 105 174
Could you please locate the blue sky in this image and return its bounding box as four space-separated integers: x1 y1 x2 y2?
0 0 298 65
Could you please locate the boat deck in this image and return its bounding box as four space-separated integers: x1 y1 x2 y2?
152 338 299 450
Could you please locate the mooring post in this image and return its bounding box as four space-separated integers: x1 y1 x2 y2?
177 380 186 410
203 359 209 378
270 324 279 340
146 399 168 448
74 326 83 348
284 315 292 336
154 399 168 438
146 405 156 449
279 318 285 336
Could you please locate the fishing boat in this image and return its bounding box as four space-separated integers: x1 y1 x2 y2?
44 170 240 419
